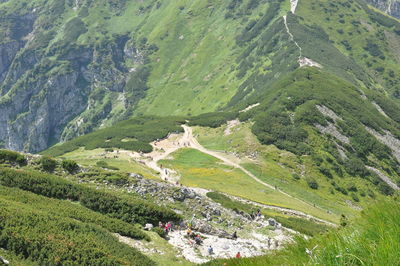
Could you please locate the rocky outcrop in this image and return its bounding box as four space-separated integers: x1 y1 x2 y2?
366 166 399 190
365 0 400 18
0 41 23 83
0 71 88 152
0 23 148 152
365 127 400 163
315 123 350 144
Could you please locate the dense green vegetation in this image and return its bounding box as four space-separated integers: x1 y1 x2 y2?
61 159 80 173
0 186 149 240
188 112 237 128
96 160 120 170
247 68 400 196
39 156 57 172
0 167 182 225
0 149 27 166
0 186 154 265
206 200 400 265
43 116 185 156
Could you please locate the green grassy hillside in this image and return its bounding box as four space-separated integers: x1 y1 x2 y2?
2 0 400 152
0 150 191 265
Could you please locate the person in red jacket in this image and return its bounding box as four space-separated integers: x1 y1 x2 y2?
236 252 241 258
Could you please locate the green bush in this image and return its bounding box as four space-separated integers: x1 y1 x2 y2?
252 110 309 155
0 201 154 265
39 156 57 172
63 17 87 42
344 157 369 177
0 168 182 225
292 173 301 180
306 178 319 190
152 227 167 239
378 182 394 196
43 116 185 156
351 193 360 202
62 159 79 174
0 150 27 166
188 112 237 128
0 185 148 241
96 161 119 171
319 166 333 179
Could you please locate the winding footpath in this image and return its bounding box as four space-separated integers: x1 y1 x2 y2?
181 125 335 226
182 125 275 191
283 0 322 68
141 124 335 226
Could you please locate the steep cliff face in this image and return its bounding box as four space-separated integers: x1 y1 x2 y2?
0 38 147 152
365 0 400 18
0 1 153 152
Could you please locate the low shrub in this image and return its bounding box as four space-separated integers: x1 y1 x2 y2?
0 149 27 166
0 168 182 225
62 160 79 174
96 161 119 171
188 112 237 128
39 156 57 172
152 227 167 239
306 178 319 190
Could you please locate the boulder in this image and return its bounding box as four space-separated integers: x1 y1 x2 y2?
144 224 154 231
267 218 278 227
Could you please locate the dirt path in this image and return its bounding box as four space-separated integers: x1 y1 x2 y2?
282 0 322 68
127 124 334 225
182 125 276 191
227 194 336 226
181 125 335 225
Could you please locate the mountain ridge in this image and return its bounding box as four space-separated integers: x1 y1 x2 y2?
0 0 399 153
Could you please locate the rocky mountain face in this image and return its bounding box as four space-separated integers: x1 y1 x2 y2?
0 1 151 152
0 0 400 154
365 0 400 18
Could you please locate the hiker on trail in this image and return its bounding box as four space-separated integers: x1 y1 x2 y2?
166 222 173 232
187 228 192 237
236 252 241 258
257 209 261 218
232 231 238 240
208 246 214 255
194 234 202 245
164 222 169 232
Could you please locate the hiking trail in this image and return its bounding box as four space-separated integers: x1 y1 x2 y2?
129 124 335 225
283 1 322 68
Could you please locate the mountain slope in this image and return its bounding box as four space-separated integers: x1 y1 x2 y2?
0 0 400 153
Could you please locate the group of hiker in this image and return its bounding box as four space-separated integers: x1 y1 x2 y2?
159 221 173 233
186 227 204 245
